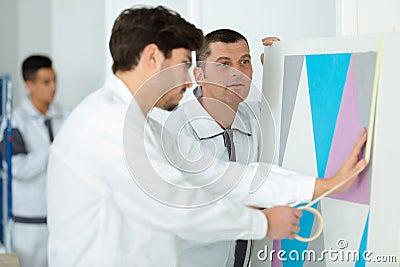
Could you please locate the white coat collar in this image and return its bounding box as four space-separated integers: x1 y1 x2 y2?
104 74 148 128
104 74 134 106
20 96 65 119
183 90 252 140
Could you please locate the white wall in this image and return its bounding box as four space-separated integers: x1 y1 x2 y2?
0 0 52 105
358 0 400 34
0 0 18 100
0 0 106 108
18 0 52 103
1 0 400 108
199 0 337 96
338 0 400 35
52 0 106 108
105 0 337 104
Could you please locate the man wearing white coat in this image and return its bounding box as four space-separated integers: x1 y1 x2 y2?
46 6 367 267
161 30 280 267
0 55 69 267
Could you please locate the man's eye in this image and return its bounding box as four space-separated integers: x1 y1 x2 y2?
218 62 229 67
241 60 250 65
185 62 192 69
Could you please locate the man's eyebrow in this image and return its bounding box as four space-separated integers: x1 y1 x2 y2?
215 56 232 61
241 54 251 59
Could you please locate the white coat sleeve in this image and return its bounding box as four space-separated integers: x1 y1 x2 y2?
11 149 49 180
229 163 316 208
166 127 316 209
120 132 269 243
179 157 315 209
48 147 268 244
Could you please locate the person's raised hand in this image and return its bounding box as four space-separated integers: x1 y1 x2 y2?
314 128 368 199
262 36 280 46
260 37 280 64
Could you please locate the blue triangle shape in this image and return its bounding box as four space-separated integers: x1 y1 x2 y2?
306 53 351 178
355 212 369 267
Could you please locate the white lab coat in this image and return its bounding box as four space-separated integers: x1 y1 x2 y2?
162 95 315 267
0 96 69 267
47 75 272 267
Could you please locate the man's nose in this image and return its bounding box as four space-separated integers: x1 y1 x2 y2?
229 63 241 76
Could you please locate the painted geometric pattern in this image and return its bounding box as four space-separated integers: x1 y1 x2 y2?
273 52 376 267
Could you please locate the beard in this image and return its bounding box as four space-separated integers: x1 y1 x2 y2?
165 102 179 112
156 86 186 111
156 96 180 111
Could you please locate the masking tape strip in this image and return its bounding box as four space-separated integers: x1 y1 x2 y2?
365 33 383 164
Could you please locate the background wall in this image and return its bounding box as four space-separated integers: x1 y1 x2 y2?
0 0 52 105
0 0 105 108
337 0 400 35
105 0 337 101
1 0 399 108
0 0 18 101
52 0 106 108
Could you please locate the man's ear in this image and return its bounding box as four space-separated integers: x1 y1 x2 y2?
193 66 205 86
141 43 164 70
24 80 34 94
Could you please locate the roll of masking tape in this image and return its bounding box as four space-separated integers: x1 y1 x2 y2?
294 206 323 242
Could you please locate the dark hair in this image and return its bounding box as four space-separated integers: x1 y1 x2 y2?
22 55 52 81
109 6 204 74
197 29 249 61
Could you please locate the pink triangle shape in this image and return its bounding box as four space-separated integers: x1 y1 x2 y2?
271 240 282 267
324 56 369 205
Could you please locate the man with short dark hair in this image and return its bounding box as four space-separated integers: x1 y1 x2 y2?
195 30 269 267
0 55 69 267
47 6 269 267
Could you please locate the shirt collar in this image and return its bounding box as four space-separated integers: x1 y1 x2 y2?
20 96 64 119
231 102 254 135
184 90 252 140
